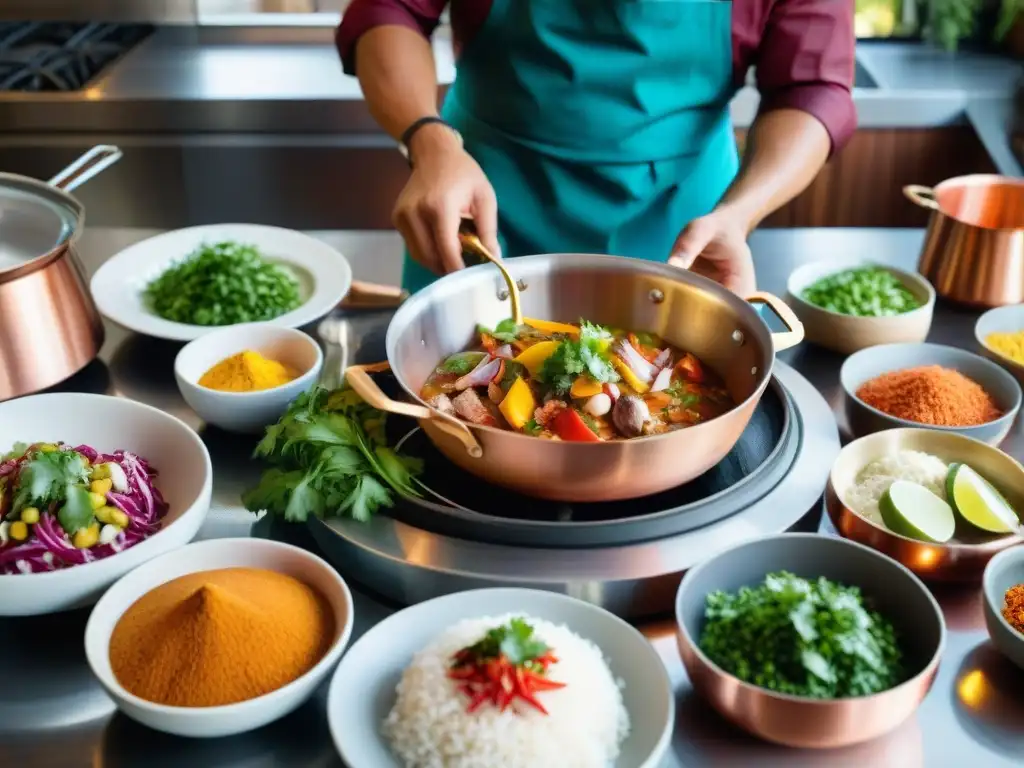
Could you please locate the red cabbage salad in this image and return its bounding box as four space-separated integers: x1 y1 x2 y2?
0 442 169 574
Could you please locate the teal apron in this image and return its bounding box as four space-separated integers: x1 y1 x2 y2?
401 0 740 293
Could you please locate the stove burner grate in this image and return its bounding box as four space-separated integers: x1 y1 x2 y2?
0 21 152 92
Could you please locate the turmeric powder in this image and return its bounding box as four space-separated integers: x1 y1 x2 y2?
109 567 334 707
198 350 298 392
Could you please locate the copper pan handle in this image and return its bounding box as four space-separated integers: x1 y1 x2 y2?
903 185 940 211
48 145 123 193
340 281 408 309
458 219 523 326
344 362 483 458
746 292 805 352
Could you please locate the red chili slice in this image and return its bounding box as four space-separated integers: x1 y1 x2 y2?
551 408 601 442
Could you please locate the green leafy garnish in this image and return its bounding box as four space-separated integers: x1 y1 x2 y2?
580 411 601 436
439 351 487 376
477 318 520 343
801 267 922 318
699 571 904 699
523 419 542 436
1 442 27 462
242 386 423 523
539 321 619 394
12 448 89 514
459 617 550 667
143 241 303 326
58 485 96 534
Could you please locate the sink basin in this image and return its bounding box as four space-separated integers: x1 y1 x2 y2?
855 61 878 89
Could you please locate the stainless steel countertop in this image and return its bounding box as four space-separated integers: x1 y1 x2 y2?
0 30 1019 173
2 226 1023 767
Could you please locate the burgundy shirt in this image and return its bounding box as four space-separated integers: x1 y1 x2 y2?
337 0 857 153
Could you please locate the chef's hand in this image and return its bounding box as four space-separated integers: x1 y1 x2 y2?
668 210 757 297
392 129 500 275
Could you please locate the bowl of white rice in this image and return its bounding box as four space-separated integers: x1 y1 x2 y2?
326 588 673 768
826 427 1024 582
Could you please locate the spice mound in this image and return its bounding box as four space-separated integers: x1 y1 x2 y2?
198 350 298 392
856 365 1001 427
986 331 1024 366
1004 584 1024 635
109 567 334 707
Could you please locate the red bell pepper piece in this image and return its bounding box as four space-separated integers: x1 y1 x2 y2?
551 408 601 442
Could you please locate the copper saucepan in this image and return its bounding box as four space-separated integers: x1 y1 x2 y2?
0 146 123 400
906 175 1024 307
345 249 804 503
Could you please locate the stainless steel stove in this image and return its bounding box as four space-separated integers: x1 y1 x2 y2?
0 21 152 92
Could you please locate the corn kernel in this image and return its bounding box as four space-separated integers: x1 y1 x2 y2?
37 443 57 453
72 523 100 549
90 464 110 480
20 506 40 525
89 478 113 495
95 506 113 524
88 492 106 509
111 510 130 528
9 521 28 541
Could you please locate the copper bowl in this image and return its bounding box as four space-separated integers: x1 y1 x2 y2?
826 428 1024 583
675 533 945 749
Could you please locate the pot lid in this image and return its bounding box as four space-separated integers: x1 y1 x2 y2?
0 179 82 273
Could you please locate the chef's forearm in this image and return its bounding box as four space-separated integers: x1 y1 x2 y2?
355 26 459 154
715 109 831 234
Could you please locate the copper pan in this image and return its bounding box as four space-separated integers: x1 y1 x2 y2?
907 175 1024 307
826 427 1024 583
345 249 804 503
0 146 122 400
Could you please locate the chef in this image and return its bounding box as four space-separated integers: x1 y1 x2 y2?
337 1 855 297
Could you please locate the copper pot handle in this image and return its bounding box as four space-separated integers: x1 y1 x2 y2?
903 185 940 211
340 281 408 309
47 145 123 193
344 362 483 458
745 291 805 352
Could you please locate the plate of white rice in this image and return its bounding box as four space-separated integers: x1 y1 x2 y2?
327 588 674 768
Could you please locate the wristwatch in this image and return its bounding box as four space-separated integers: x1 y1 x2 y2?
399 116 463 165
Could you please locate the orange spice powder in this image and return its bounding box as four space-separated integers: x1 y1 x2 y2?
855 365 1001 427
1004 584 1024 634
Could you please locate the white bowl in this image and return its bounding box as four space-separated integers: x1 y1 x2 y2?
0 393 212 616
975 304 1024 385
174 324 324 434
786 259 935 355
90 223 353 342
327 587 674 768
84 537 354 738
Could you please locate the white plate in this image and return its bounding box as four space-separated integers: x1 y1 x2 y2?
327 588 674 768
0 393 212 615
90 224 353 341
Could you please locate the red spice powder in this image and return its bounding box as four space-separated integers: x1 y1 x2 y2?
855 365 1001 427
1004 584 1024 634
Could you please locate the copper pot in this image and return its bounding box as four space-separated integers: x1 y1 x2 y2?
0 146 122 401
346 254 803 502
906 175 1024 307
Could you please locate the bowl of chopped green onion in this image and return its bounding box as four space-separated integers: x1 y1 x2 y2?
786 260 935 355
675 533 945 749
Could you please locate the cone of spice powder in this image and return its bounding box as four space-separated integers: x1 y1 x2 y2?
855 365 1001 427
109 567 334 707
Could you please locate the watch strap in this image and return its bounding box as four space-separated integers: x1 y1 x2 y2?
399 117 460 165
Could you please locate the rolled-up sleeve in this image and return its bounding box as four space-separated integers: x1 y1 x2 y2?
336 0 447 75
755 0 856 154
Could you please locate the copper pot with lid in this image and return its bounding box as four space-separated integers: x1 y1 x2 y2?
0 145 122 400
906 175 1024 308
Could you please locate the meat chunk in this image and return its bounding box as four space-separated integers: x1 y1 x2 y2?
534 399 566 428
428 393 455 416
452 389 498 427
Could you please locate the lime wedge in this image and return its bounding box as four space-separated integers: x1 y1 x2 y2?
879 480 956 543
946 463 1021 534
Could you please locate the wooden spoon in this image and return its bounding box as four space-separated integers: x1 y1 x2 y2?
458 218 523 326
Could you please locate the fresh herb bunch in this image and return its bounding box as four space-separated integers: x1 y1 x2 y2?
460 618 551 667
801 267 922 318
540 321 620 394
144 241 302 326
699 571 905 699
242 386 422 522
7 446 93 533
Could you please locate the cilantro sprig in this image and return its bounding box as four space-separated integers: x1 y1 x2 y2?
699 572 905 699
477 318 520 343
539 321 619 394
459 618 551 667
242 386 423 523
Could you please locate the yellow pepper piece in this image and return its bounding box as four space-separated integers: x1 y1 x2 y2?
611 355 650 394
513 340 561 376
570 376 604 399
9 521 28 541
90 478 113 495
524 318 580 337
499 377 537 430
73 523 100 549
20 506 40 525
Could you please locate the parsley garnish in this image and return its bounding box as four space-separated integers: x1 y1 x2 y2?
242 386 423 523
459 617 550 666
439 351 488 375
699 572 904 699
477 318 520 343
539 321 619 394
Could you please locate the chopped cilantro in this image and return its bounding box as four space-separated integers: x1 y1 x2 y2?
12 448 89 513
539 322 619 394
523 419 542 436
477 317 520 343
439 351 487 376
458 617 550 666
58 485 96 534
